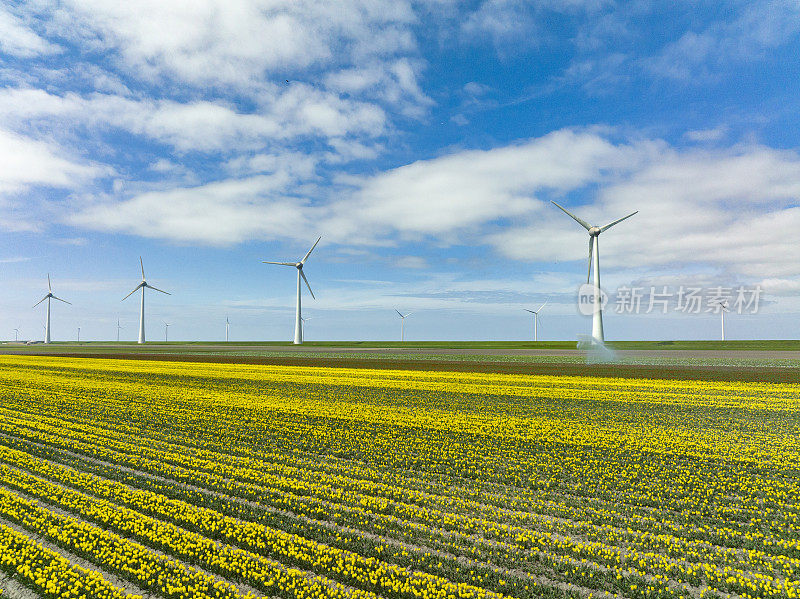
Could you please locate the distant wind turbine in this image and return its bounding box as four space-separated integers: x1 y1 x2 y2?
300 316 315 340
395 310 413 342
77 327 80 342
262 236 321 344
163 321 170 342
122 257 170 344
711 300 730 341
13 328 20 342
116 319 123 342
552 201 637 344
33 274 71 344
524 299 548 342
225 315 230 342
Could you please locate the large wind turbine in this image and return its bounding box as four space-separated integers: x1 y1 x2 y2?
711 299 730 341
225 315 230 342
262 237 321 344
122 258 170 344
395 310 412 342
524 300 548 342
33 275 71 344
163 322 170 342
116 319 123 342
552 201 637 344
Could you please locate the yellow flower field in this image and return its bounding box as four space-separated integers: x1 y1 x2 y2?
0 355 798 599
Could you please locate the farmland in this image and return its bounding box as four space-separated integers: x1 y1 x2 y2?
0 355 798 599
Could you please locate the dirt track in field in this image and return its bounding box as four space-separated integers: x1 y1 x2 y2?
9 350 800 383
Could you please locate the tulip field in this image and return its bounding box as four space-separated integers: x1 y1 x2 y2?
0 355 798 599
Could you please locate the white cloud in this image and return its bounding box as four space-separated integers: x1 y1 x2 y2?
69 174 314 245
490 141 800 278
395 256 428 269
328 128 647 240
685 126 728 142
0 128 102 193
645 0 800 81
60 126 800 282
38 0 417 88
324 59 433 118
0 7 60 57
0 87 386 152
757 278 800 296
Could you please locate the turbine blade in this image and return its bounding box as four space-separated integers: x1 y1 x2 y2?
551 201 592 231
299 269 315 299
395 309 404 318
262 261 296 266
52 295 71 305
121 284 142 301
587 237 593 284
147 284 171 295
524 309 536 314
140 256 145 280
300 236 322 265
48 273 52 292
32 296 47 308
536 299 549 313
599 211 638 232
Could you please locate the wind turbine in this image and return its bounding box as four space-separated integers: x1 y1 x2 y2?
163 322 170 342
13 328 20 342
116 319 124 342
122 257 170 344
300 316 315 340
552 201 637 344
711 300 730 341
395 310 412 342
262 236 321 344
33 274 71 344
77 327 80 342
524 300 548 342
225 315 230 342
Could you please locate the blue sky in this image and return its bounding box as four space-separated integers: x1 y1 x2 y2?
2 0 800 342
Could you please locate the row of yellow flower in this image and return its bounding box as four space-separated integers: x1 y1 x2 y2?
0 520 138 599
1 355 799 599
0 401 794 599
0 444 506 599
2 398 798 573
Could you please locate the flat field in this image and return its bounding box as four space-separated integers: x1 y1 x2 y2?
0 355 798 599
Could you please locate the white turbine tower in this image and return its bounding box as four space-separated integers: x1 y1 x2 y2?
77 327 80 342
33 275 71 344
163 322 170 342
262 237 321 345
524 300 548 342
395 310 412 342
552 201 637 344
225 315 230 342
116 319 124 342
122 258 170 344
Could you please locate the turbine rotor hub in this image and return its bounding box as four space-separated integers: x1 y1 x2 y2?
589 227 601 236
